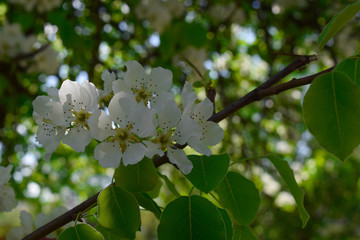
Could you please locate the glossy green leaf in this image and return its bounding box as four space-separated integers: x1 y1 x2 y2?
334 56 360 85
158 195 227 240
96 225 126 240
217 207 234 240
267 155 309 228
233 225 257 240
158 172 181 197
132 192 162 219
215 172 260 225
318 2 360 49
186 154 230 193
59 223 104 240
114 157 158 192
98 186 140 239
147 175 163 199
303 71 360 160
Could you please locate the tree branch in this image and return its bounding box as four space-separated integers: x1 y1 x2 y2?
23 55 331 240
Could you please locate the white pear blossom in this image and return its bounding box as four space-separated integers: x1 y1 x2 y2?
7 211 34 240
90 92 156 168
58 80 99 152
0 165 17 213
32 95 66 161
181 83 224 156
145 98 199 174
113 61 174 112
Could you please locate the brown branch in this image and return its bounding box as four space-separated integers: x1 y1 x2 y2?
12 44 50 61
23 55 330 240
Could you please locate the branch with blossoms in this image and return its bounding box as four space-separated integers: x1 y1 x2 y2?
22 54 327 240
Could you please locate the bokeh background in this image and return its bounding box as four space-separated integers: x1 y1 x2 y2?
0 0 359 239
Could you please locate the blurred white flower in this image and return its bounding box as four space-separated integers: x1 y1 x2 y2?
7 211 34 240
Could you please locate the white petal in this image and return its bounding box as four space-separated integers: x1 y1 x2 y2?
143 141 164 158
167 148 193 175
88 110 114 141
151 92 175 113
81 81 99 111
58 80 81 105
122 143 147 165
62 94 75 126
181 81 197 108
172 117 200 145
112 79 131 94
0 165 13 185
46 87 60 101
36 125 62 159
191 97 213 123
63 126 92 152
187 136 212 156
94 142 122 168
124 61 147 89
157 99 181 131
101 70 116 95
201 121 224 146
109 92 136 127
148 67 172 93
32 96 65 126
32 96 51 116
130 104 156 138
0 185 17 212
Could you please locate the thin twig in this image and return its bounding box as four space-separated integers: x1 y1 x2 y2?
12 44 50 61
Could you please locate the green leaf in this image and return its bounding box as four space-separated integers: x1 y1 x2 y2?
303 71 360 160
114 157 158 192
334 56 360 85
59 223 104 240
147 176 163 199
233 225 257 240
96 225 126 240
217 207 234 240
318 2 360 49
158 195 227 240
158 172 181 197
267 155 310 228
132 192 162 219
193 81 204 88
214 172 260 225
186 154 230 193
98 186 140 239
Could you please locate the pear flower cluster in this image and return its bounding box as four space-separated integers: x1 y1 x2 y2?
33 61 224 174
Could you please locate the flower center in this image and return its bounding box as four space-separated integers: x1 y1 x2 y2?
152 130 173 151
111 124 140 153
132 85 153 105
71 108 92 130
